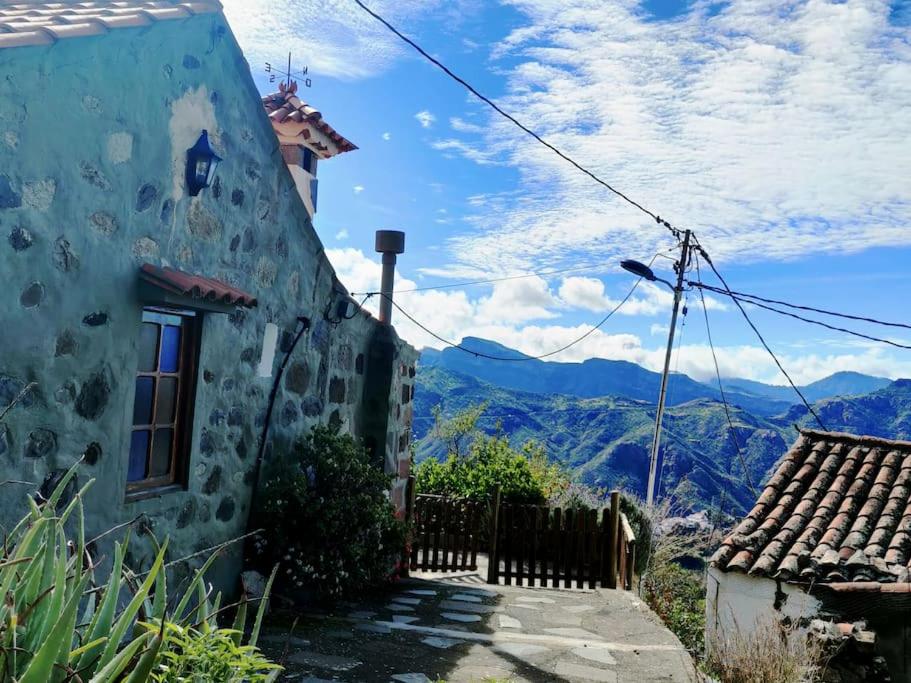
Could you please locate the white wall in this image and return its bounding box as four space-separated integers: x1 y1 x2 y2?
288 165 316 218
705 567 822 648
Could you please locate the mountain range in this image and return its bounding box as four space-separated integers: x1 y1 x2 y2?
414 338 908 514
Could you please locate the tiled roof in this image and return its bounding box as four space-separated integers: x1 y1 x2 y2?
140 263 257 308
711 429 911 584
0 1 222 50
262 81 357 156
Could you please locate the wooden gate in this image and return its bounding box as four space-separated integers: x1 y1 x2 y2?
407 491 485 572
486 490 637 589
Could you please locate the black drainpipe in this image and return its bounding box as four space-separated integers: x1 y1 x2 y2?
247 315 310 524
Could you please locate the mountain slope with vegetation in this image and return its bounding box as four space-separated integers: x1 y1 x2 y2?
414 345 909 514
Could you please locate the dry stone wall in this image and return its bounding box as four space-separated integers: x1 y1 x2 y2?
0 15 416 593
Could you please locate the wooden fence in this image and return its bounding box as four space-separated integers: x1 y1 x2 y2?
407 491 484 572
486 489 637 590
402 480 636 590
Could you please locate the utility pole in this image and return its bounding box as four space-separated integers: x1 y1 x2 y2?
646 229 691 507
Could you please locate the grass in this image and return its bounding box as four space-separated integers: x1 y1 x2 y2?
704 618 823 683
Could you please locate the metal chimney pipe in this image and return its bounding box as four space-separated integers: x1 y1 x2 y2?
375 230 405 325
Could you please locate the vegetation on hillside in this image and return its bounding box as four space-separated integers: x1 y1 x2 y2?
415 403 568 504
414 366 790 513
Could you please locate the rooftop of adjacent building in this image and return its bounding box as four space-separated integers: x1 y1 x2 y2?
711 428 911 584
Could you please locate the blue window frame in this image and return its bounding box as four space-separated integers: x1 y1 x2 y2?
127 307 201 497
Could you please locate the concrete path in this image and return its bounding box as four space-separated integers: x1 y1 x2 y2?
259 572 698 682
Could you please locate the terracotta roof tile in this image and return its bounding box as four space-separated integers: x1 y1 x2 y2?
140 263 256 308
711 429 911 583
262 80 357 157
0 1 221 50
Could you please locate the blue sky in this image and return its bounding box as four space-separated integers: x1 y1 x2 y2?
224 0 911 385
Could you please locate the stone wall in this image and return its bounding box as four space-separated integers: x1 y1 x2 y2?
0 15 416 592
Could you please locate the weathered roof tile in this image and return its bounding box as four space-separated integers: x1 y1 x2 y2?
262 80 356 156
0 1 221 49
712 429 911 583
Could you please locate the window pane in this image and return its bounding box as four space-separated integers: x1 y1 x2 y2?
150 429 173 478
159 325 181 372
128 431 149 481
138 323 159 372
156 377 177 424
133 377 154 425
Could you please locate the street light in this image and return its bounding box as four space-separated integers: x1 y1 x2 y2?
620 231 692 507
620 260 674 290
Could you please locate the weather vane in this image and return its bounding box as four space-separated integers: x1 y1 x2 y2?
264 52 312 89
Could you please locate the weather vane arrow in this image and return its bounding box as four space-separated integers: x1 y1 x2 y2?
265 51 312 88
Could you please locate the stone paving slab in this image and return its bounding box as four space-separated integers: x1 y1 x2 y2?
259 574 698 682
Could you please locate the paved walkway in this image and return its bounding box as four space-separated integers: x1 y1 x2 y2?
259 571 698 682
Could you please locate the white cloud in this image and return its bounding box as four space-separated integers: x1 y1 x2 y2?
325 248 911 384
650 323 669 337
435 0 911 274
382 132 391 141
558 278 726 316
450 116 485 133
432 139 500 165
415 110 436 128
353 185 364 194
335 229 349 241
221 0 477 80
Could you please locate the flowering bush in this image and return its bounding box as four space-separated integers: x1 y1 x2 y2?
250 425 406 600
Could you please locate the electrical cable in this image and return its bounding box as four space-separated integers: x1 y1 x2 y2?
693 242 828 430
350 262 608 296
690 283 911 351
694 255 757 498
689 283 911 332
352 0 682 239
374 254 660 362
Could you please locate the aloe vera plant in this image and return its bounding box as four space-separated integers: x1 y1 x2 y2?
0 464 280 682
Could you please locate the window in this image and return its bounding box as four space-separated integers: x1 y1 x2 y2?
127 307 201 497
302 147 318 175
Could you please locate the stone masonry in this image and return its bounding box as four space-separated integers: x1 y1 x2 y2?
0 12 416 593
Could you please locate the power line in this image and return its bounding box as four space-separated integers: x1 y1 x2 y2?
690 283 911 332
350 261 608 296
376 253 659 362
351 245 682 297
694 255 757 498
352 0 682 239
692 284 911 352
693 242 828 430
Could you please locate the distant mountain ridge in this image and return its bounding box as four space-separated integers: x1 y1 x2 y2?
414 338 904 513
420 337 891 415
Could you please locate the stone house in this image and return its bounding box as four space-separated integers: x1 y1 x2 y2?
0 1 417 592
708 429 911 679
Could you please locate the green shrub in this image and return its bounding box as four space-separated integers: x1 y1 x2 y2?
251 425 407 600
152 621 280 682
0 464 280 683
416 404 568 504
416 433 552 504
642 561 705 654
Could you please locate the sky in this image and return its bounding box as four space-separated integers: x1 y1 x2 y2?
223 0 911 386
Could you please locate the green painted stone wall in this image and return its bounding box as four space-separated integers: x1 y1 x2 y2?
0 14 417 593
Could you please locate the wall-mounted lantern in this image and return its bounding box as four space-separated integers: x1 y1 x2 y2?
185 130 222 196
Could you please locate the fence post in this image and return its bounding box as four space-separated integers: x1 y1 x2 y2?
606 490 620 589
486 486 501 584
402 475 416 577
